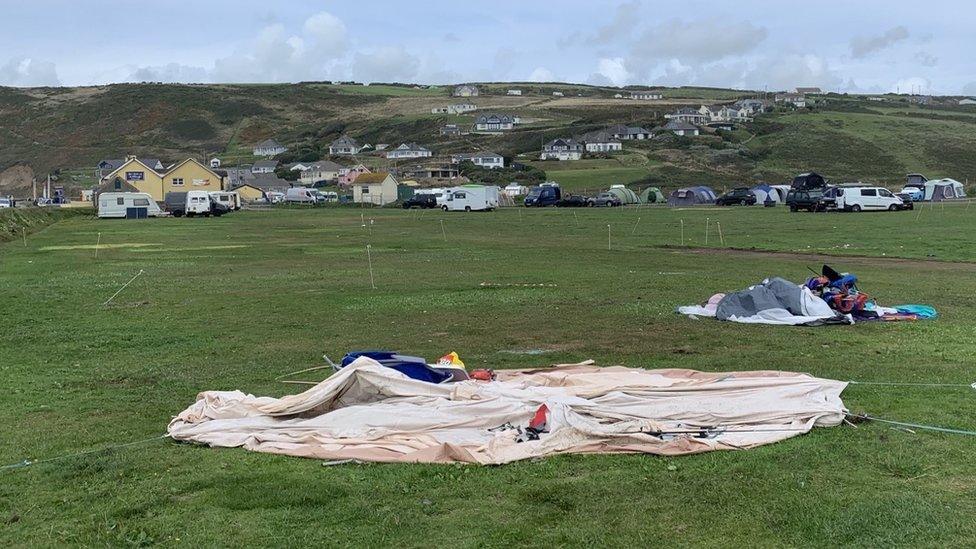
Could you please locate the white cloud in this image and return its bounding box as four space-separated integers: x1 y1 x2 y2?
352 47 420 83
529 67 555 82
850 26 909 58
0 57 60 86
914 51 938 67
129 63 209 83
594 57 630 86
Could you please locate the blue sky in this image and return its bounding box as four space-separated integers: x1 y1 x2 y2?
1 0 973 94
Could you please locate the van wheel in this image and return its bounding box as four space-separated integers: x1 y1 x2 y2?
888 204 898 211
186 212 194 218
442 205 448 211
174 211 183 218
851 204 862 212
464 206 471 212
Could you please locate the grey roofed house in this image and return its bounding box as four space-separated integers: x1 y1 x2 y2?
440 124 461 135
543 138 583 150
661 120 699 132
795 87 822 94
308 160 343 171
249 173 292 193
252 160 279 171
578 130 620 144
255 138 283 149
253 139 288 156
451 151 503 162
329 135 361 154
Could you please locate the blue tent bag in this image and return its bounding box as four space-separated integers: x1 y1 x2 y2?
339 350 452 384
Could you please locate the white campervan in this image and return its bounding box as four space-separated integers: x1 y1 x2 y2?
284 187 316 204
837 186 905 212
209 191 241 210
97 192 163 219
441 185 499 212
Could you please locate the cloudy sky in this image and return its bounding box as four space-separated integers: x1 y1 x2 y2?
1 0 973 95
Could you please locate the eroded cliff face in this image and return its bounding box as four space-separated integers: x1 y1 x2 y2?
0 164 35 197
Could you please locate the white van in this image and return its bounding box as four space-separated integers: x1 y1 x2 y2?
441 185 499 212
98 192 163 219
209 191 241 210
838 186 905 212
284 187 316 204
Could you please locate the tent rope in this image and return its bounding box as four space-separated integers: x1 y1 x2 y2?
846 413 976 436
0 434 168 472
848 380 976 389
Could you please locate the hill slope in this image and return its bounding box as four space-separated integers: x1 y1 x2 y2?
1 82 974 195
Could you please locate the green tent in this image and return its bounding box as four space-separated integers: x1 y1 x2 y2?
639 187 665 204
607 186 640 205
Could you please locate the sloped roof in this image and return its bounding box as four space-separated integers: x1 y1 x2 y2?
252 160 279 169
355 172 394 184
255 139 283 149
663 120 698 131
331 135 359 147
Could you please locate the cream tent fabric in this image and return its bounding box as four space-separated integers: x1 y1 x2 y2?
168 358 848 464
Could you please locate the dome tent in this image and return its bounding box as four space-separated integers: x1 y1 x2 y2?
925 178 966 201
668 186 717 206
639 187 665 204
607 185 640 205
751 183 782 204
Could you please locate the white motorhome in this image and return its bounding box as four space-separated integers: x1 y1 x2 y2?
284 187 317 204
441 185 499 212
97 192 163 219
415 187 447 206
209 191 241 210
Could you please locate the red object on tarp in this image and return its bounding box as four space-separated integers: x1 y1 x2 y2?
529 404 549 432
470 369 495 381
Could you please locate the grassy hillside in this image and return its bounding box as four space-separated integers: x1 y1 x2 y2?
1 83 974 196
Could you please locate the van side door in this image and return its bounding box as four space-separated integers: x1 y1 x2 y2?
859 188 878 209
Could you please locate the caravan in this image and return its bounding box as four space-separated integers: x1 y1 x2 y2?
209 191 242 211
441 185 499 212
98 192 164 219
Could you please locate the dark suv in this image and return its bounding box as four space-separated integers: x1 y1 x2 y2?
402 194 438 209
786 190 824 212
715 187 757 206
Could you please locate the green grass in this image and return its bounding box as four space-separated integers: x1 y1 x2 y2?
2 205 976 545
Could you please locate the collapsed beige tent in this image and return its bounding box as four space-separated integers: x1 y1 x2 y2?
168 358 848 464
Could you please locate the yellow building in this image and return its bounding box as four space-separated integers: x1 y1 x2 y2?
230 183 265 202
101 156 224 201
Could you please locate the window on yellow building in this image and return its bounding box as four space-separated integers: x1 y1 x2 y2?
172 178 184 186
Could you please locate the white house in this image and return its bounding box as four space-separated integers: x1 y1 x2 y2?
666 107 709 125
453 84 479 97
606 124 651 140
253 139 287 157
960 98 976 106
299 161 343 186
579 131 622 153
448 103 478 114
552 91 564 97
630 91 662 100
352 172 399 205
329 135 362 155
251 160 278 174
507 89 522 96
386 143 432 160
775 93 806 108
451 152 505 169
475 113 518 131
209 158 221 169
540 138 583 161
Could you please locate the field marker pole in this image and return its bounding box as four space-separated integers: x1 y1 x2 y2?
93 232 101 259
631 217 640 235
705 217 710 246
22 228 26 247
914 203 923 222
369 219 374 237
573 211 579 227
680 219 684 246
607 224 611 250
717 221 725 245
519 208 523 224
103 270 145 306
366 245 376 290
440 219 447 242
360 213 366 228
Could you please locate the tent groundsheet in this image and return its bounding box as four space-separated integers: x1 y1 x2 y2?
168 359 848 464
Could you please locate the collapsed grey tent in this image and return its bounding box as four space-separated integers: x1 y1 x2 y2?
169 358 848 464
678 277 848 326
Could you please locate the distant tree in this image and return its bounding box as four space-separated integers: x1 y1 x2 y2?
275 166 299 181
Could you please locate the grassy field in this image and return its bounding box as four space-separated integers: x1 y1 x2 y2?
2 204 976 546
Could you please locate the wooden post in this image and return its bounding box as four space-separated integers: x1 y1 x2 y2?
366 245 376 290
93 232 101 259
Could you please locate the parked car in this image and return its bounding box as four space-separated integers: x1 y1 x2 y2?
786 189 824 212
555 194 590 207
524 183 561 207
0 198 11 208
715 187 757 206
895 192 915 210
402 194 438 209
839 186 906 212
592 192 622 207
899 187 924 202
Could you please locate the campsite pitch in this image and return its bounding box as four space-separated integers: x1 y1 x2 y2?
2 205 976 546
